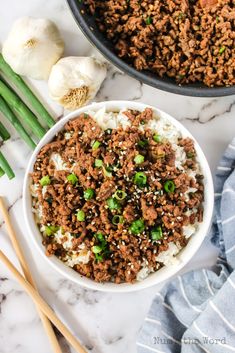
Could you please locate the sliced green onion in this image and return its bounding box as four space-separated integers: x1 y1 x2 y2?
113 189 127 200
95 159 103 167
95 253 103 262
92 140 101 150
164 180 175 193
95 233 105 242
219 46 226 55
84 188 95 200
45 225 59 236
186 152 195 158
133 172 147 187
112 215 124 225
105 165 113 172
67 173 78 185
129 219 145 235
151 226 163 240
134 154 145 164
153 134 161 143
92 245 102 254
138 139 148 148
77 210 85 221
105 128 112 134
40 175 51 186
103 166 112 178
145 16 152 25
106 197 120 210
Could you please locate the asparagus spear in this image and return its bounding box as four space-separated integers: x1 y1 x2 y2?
0 151 15 179
0 121 10 141
0 96 36 149
0 167 5 177
0 54 55 128
0 79 46 139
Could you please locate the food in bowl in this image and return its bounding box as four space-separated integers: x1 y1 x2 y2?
84 0 235 87
30 107 204 284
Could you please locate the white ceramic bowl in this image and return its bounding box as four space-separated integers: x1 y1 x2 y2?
23 101 214 292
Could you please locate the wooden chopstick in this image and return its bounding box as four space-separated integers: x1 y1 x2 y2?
0 197 62 353
0 249 87 353
0 197 87 353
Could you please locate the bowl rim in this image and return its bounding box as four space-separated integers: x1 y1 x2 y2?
23 100 214 293
66 0 235 98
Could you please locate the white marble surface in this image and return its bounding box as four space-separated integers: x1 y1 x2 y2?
0 1 234 352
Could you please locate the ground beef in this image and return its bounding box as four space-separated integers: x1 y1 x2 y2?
84 0 235 87
31 108 204 284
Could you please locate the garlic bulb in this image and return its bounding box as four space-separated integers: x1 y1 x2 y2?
48 57 107 110
2 17 64 80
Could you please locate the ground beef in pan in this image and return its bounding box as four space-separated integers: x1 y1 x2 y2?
84 0 235 87
31 108 204 284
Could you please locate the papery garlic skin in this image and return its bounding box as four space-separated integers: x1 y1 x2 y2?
48 57 107 110
2 17 64 80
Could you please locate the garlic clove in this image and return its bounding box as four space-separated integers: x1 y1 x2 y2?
48 56 107 110
2 17 64 80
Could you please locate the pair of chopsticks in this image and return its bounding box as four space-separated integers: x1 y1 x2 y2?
0 197 87 353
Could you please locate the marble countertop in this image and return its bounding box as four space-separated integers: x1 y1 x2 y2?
0 0 234 352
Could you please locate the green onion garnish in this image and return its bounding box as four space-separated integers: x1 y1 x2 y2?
105 128 112 134
92 140 101 150
67 173 78 185
129 219 145 235
95 233 105 243
138 139 148 148
92 245 102 254
84 188 95 200
153 134 161 143
145 16 152 25
77 210 85 221
93 233 108 261
95 253 103 262
95 159 103 167
112 215 124 225
134 154 145 164
44 225 59 236
106 197 120 210
103 166 112 178
151 226 163 240
186 152 195 158
40 175 51 186
164 180 175 193
219 46 226 55
133 172 147 187
113 189 127 200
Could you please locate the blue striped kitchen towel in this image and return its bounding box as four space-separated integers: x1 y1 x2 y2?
137 139 235 353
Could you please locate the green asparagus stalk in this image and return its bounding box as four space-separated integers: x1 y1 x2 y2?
0 151 15 179
0 121 10 141
0 96 36 149
0 167 5 177
0 54 55 128
0 79 46 140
